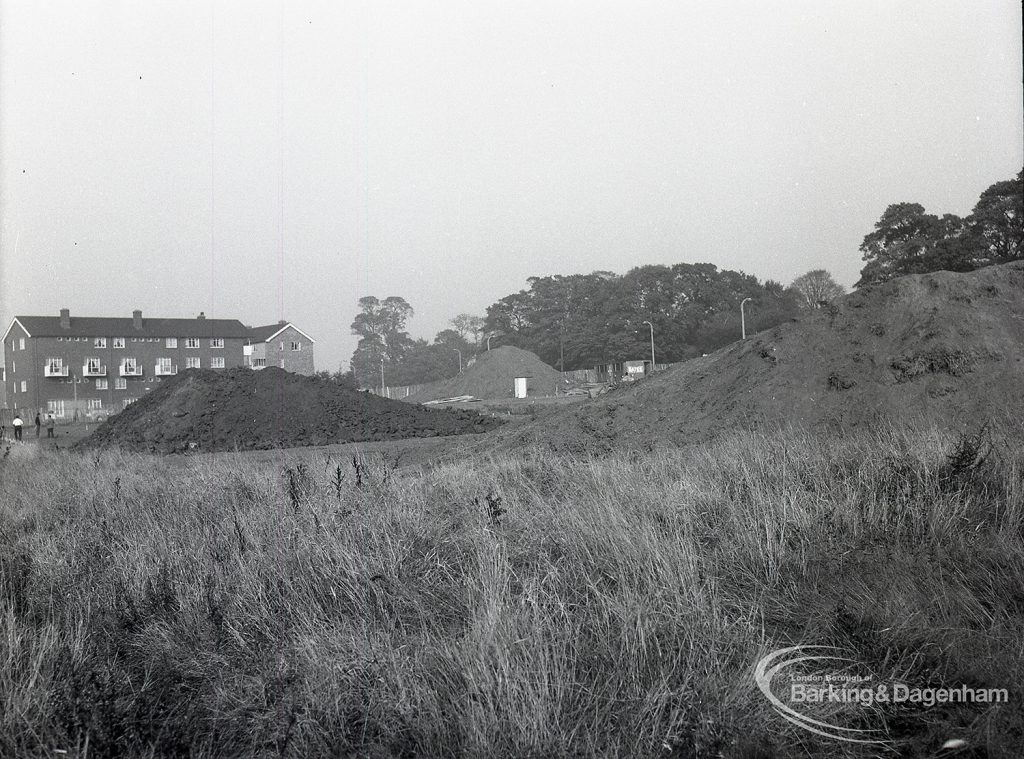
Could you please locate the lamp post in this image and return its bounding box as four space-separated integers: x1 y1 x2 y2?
486 334 493 351
740 298 752 339
380 357 385 397
641 320 656 374
452 348 463 373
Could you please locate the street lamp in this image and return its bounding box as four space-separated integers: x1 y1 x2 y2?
380 357 385 396
641 320 655 374
452 348 463 373
740 298 752 339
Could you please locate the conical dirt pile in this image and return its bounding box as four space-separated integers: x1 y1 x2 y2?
79 367 502 453
406 345 565 402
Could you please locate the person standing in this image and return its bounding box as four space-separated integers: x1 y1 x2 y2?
12 414 23 441
35 413 41 437
46 414 56 438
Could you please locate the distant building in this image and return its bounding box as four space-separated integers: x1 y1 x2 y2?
2 309 313 422
244 321 315 375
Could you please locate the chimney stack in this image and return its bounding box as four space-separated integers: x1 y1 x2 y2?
278 319 286 326
60 308 70 329
197 311 206 321
133 310 143 330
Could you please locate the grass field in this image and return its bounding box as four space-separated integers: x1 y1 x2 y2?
1 425 1022 757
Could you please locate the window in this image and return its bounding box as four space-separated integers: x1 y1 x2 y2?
185 338 200 349
19 337 25 350
210 338 224 348
290 341 301 351
115 378 127 390
87 399 103 410
47 400 66 418
94 337 107 348
185 357 201 369
253 358 266 368
158 357 173 371
20 380 26 392
166 338 177 348
123 398 138 409
121 358 140 375
85 357 104 374
113 337 125 348
45 358 66 376
211 357 225 369
95 379 108 390
279 341 284 351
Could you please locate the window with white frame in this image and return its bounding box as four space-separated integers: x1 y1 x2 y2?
86 357 103 373
47 400 66 418
20 380 27 392
157 357 172 371
94 337 107 348
87 399 103 410
19 337 25 350
122 398 138 409
95 379 108 390
290 341 301 351
210 338 224 348
185 357 201 369
253 358 266 367
115 378 127 390
211 357 225 369
46 357 64 372
113 337 125 348
122 357 139 374
166 337 177 348
185 337 200 349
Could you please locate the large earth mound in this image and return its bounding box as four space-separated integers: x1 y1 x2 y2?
79 367 503 453
493 262 1024 454
405 345 566 402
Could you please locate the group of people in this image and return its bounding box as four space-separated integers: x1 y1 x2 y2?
0 411 55 442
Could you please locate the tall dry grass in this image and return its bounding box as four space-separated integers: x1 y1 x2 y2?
0 424 1022 757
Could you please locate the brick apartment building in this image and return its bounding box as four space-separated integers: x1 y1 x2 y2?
244 322 316 374
3 309 314 422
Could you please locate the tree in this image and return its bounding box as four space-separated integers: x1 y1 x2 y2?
349 295 416 387
450 314 485 346
855 203 942 287
967 169 1023 265
350 296 415 362
789 270 846 309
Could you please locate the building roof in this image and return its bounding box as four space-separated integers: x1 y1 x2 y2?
248 322 316 344
10 315 252 339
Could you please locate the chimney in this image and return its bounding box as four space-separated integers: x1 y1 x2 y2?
133 310 143 330
278 319 286 326
197 311 206 321
60 308 70 329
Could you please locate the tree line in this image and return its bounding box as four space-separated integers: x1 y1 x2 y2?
344 167 1020 387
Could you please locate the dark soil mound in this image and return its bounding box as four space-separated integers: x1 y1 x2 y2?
79 367 503 453
494 262 1024 454
406 346 566 402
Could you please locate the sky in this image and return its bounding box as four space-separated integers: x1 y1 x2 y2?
1 1 1021 373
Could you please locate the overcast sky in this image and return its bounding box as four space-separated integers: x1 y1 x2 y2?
2 1 1021 372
